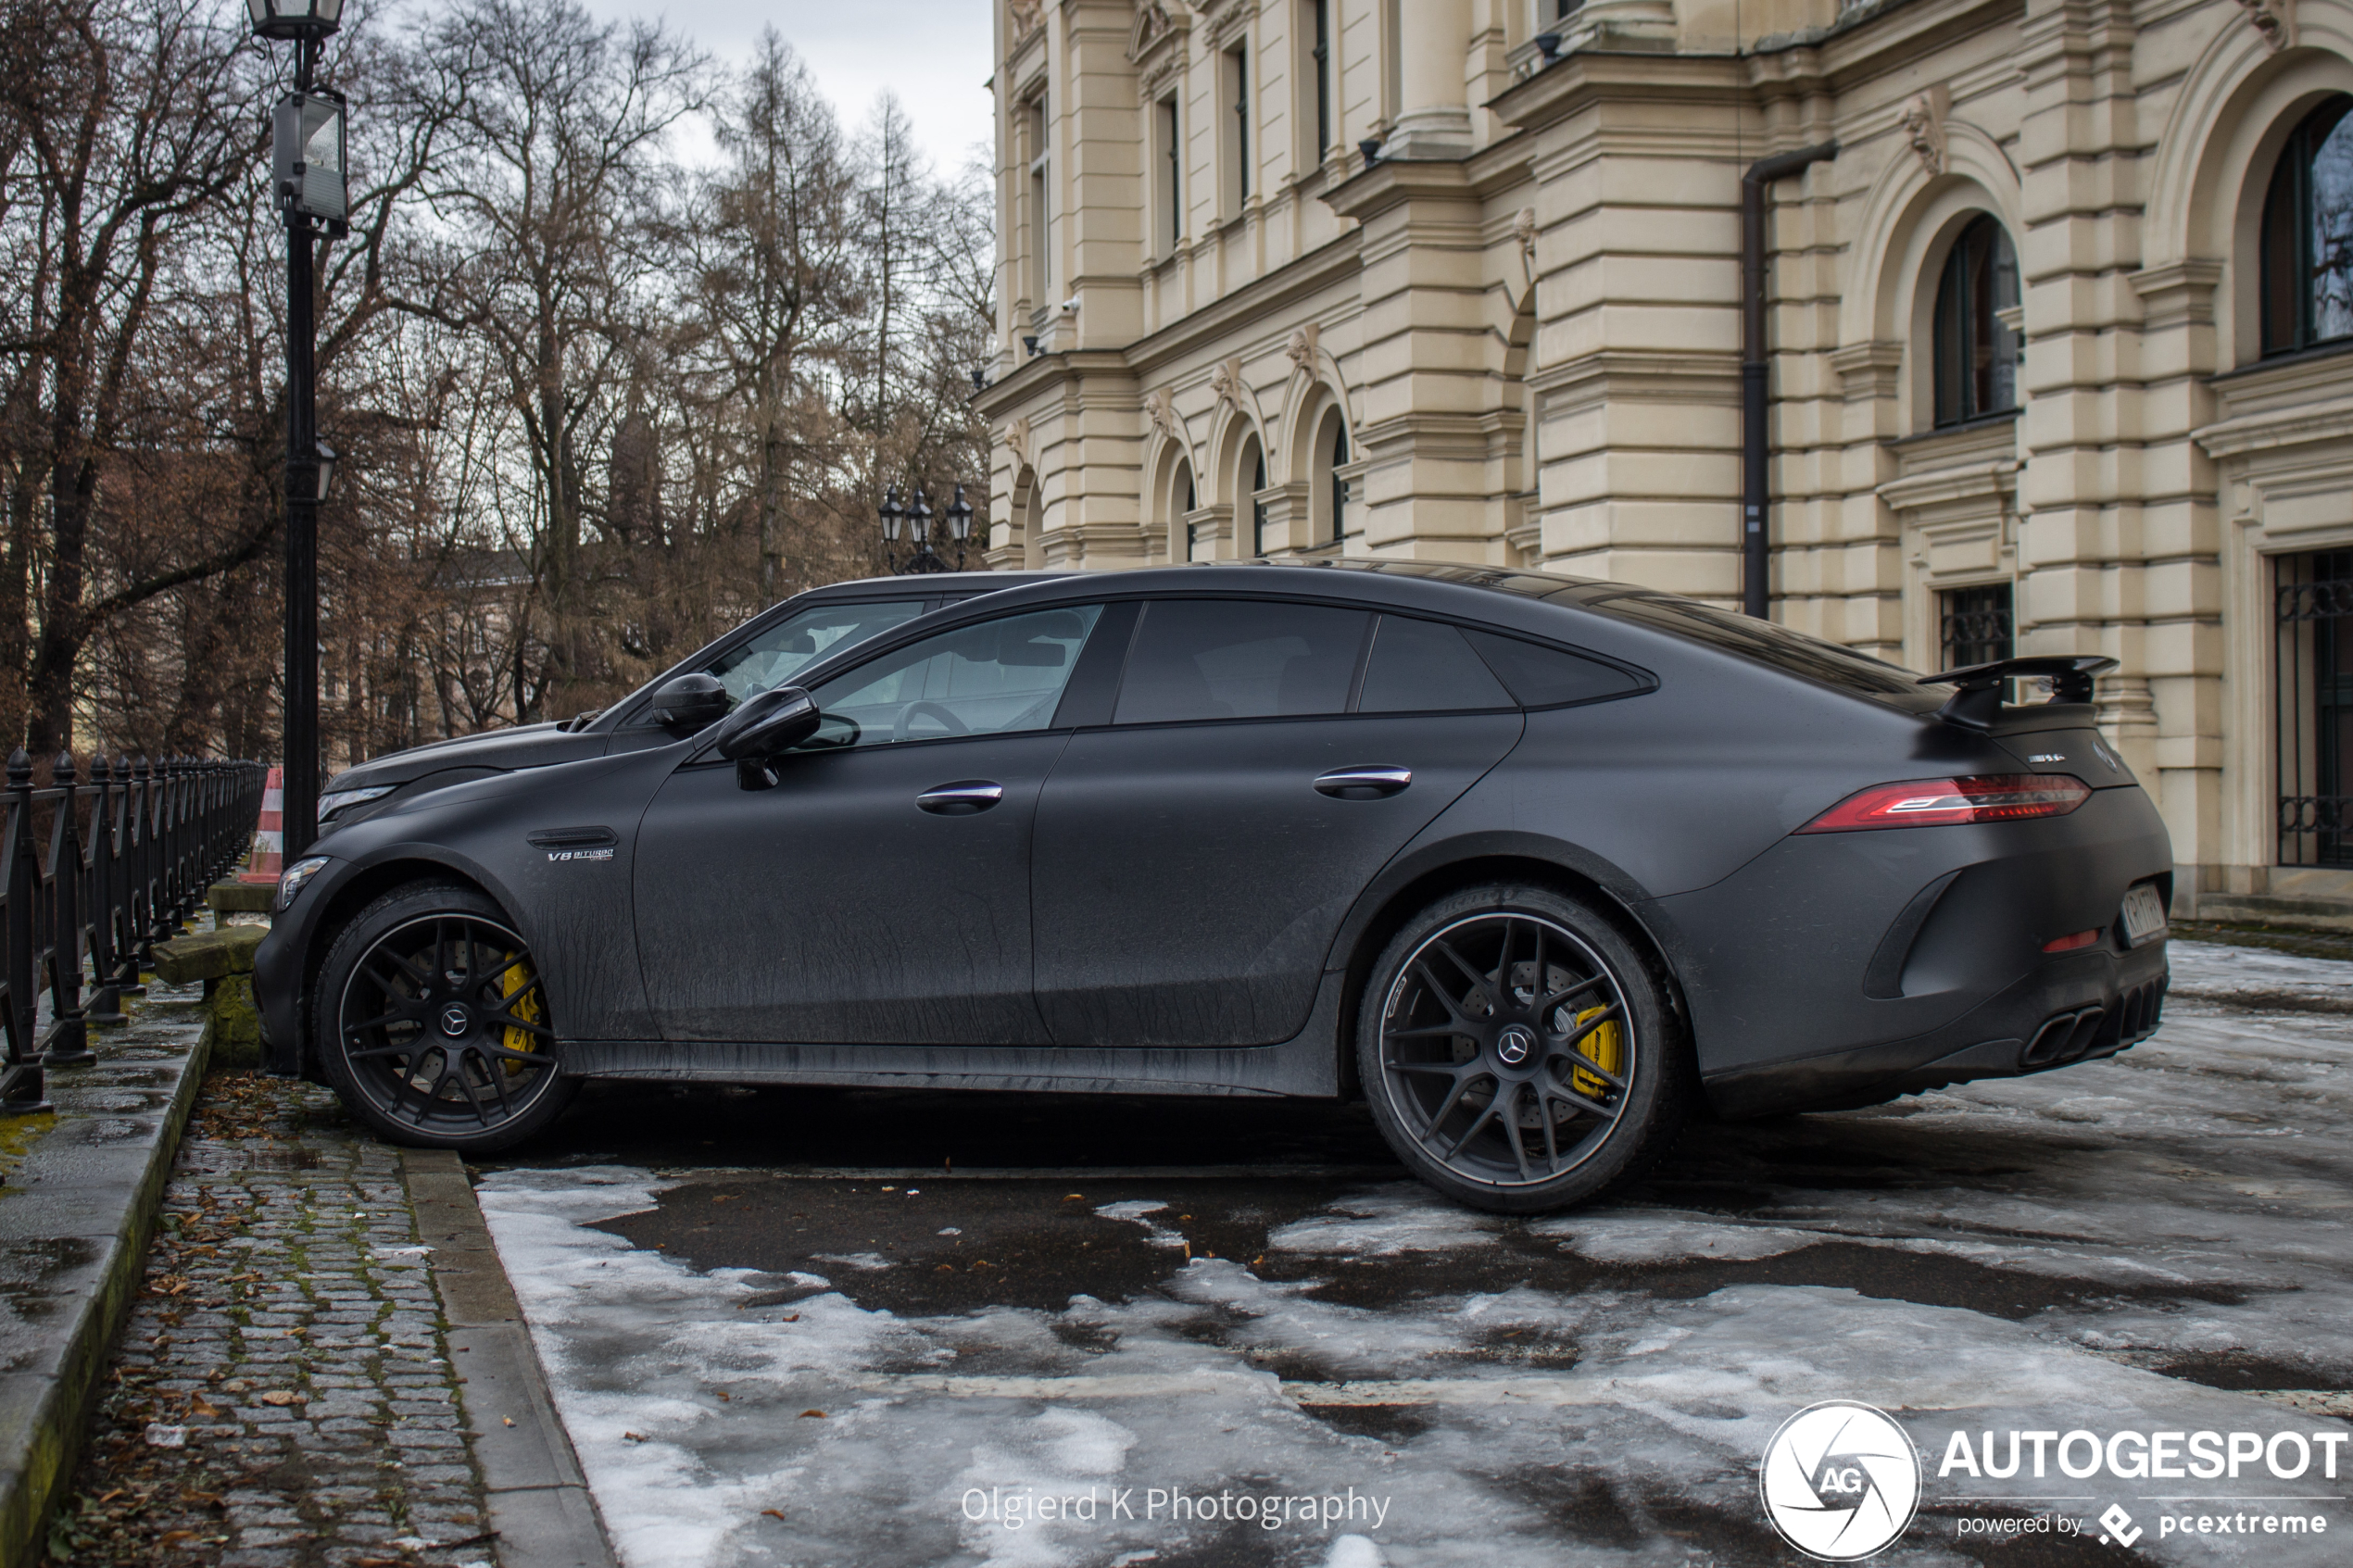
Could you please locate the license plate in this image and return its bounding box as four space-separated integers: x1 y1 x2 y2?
2120 884 2168 948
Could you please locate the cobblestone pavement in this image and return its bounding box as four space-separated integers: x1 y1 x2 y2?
40 1071 498 1568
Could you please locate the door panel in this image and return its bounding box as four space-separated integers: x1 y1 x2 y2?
635 734 1066 1044
633 602 1107 1046
1031 711 1522 1047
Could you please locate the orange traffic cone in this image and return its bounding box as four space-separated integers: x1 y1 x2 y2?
238 767 284 884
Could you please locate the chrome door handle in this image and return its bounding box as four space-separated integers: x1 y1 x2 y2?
916 781 1004 815
1314 765 1412 800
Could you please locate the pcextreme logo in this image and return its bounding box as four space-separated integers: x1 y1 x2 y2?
1759 1401 1923 1562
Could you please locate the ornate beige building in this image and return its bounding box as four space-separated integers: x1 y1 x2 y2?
975 0 2353 926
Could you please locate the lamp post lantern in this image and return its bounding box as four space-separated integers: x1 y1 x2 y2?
251 0 347 859
879 483 978 574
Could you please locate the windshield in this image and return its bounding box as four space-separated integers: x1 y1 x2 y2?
1554 583 1932 702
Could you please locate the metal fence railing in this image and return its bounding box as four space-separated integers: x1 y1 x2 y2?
0 752 269 1113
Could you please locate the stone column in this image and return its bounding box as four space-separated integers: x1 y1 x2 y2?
1387 0 1472 159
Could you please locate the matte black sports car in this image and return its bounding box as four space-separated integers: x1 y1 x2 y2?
254 563 2171 1212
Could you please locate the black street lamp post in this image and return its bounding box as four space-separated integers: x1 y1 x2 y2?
879 483 977 574
249 0 348 860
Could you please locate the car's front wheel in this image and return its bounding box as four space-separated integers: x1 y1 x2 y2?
315 881 576 1153
1358 884 1687 1213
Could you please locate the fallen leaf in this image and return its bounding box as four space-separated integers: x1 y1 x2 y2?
98 1488 124 1505
714 1390 731 1402
623 1431 648 1442
258 1390 301 1406
936 1263 955 1273
159 1530 199 1548
761 1509 786 1521
502 1416 516 1427
1063 1193 1084 1201
783 1313 799 1323
799 1409 825 1419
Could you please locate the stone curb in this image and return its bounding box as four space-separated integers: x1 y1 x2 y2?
0 1003 213 1568
402 1148 617 1568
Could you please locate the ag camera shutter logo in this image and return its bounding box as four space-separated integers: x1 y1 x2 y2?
1759 1400 1921 1561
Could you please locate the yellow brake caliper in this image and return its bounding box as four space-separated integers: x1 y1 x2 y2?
497 956 542 1073
1570 1005 1624 1100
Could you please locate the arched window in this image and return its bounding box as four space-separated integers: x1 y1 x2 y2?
2260 95 2353 357
1931 215 2020 427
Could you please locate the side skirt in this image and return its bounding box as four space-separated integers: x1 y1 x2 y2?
559 968 1353 1099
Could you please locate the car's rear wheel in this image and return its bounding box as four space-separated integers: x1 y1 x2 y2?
315 882 576 1153
1358 884 1687 1213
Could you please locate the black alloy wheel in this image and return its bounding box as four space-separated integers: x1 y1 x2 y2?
1360 885 1686 1212
316 882 577 1152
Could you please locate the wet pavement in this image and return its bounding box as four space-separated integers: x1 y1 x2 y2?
474 939 2353 1567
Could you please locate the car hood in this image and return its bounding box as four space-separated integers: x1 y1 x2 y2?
326 722 607 794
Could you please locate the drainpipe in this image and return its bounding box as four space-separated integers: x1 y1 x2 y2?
1741 140 1838 619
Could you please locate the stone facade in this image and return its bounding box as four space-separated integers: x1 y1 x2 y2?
975 0 2353 926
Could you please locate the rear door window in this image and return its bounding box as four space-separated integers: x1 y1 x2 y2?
1113 600 1373 723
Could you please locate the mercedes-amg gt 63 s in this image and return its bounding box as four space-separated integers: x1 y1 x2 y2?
254 563 2171 1212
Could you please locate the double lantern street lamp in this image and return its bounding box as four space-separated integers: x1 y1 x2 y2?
879 484 976 574
247 0 349 860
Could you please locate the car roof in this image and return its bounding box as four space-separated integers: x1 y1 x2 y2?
795 571 1068 600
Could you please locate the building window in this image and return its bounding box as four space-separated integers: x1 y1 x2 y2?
1311 411 1347 546
1309 0 1332 157
1931 215 2020 427
2276 551 2353 867
1178 463 1201 560
1026 98 1050 302
1159 94 1182 250
2260 95 2353 358
1938 583 2014 672
1227 44 1251 207
1248 443 1269 555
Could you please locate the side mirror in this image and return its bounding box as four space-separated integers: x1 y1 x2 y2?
714 684 822 762
648 673 732 734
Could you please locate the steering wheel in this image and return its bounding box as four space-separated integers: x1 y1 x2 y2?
894 700 971 743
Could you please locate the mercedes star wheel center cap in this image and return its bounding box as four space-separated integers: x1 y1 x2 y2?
1496 1023 1537 1065
439 1004 472 1038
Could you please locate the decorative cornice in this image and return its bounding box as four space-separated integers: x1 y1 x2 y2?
1877 458 2017 513
2194 395 2353 461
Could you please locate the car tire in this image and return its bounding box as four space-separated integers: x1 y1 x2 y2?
1357 883 1688 1214
314 880 577 1154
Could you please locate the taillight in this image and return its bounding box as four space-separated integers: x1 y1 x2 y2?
1796 773 2092 834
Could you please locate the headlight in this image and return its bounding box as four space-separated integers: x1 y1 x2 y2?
276 857 332 912
318 784 396 824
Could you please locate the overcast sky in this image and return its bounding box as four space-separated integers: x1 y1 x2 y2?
583 0 998 177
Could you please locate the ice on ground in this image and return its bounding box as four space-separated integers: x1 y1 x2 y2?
480 954 2353 1568
2169 937 2353 999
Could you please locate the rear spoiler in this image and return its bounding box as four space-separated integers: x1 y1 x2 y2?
1919 655 2117 729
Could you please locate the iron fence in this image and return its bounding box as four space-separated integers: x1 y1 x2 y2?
0 752 269 1113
